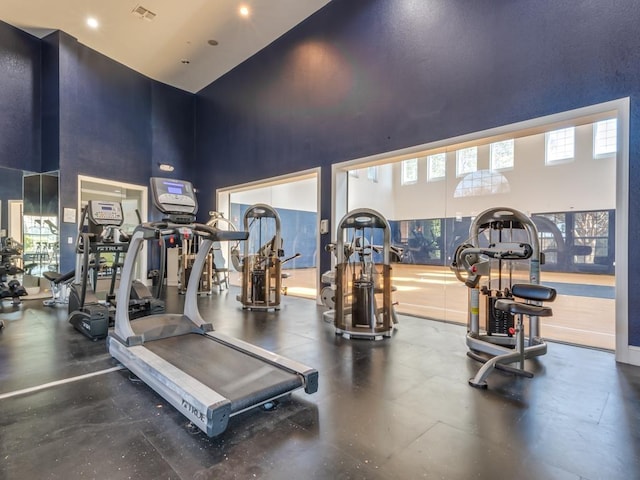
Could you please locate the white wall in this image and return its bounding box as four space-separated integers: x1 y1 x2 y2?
346 164 395 218
225 123 616 225
360 123 615 220
230 176 317 212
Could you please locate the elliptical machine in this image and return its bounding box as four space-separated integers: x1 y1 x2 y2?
68 201 164 341
450 207 557 389
237 204 299 310
325 208 396 340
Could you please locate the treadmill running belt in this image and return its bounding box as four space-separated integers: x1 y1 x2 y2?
145 334 303 413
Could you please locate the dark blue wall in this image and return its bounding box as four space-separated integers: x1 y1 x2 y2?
195 0 640 346
0 21 40 172
41 32 60 173
151 82 195 183
0 22 195 271
51 33 195 270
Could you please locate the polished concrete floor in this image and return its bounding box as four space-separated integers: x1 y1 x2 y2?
1 288 639 480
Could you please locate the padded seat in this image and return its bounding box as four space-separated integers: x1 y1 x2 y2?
43 269 74 284
511 283 557 302
495 299 553 317
494 283 557 318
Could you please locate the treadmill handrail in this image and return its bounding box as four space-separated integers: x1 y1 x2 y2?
114 224 248 342
134 221 248 243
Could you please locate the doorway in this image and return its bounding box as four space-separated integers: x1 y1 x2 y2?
78 175 148 283
217 169 321 300
334 100 627 354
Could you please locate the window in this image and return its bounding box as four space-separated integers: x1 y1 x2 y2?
490 139 514 170
427 153 446 181
533 213 566 266
348 170 359 178
453 169 510 198
546 127 575 164
367 166 378 183
401 158 418 185
594 118 617 157
573 210 611 266
456 147 477 177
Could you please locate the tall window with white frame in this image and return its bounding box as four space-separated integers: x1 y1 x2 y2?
594 118 617 158
546 126 575 164
427 153 446 181
456 146 477 176
401 158 418 185
490 139 515 170
367 166 378 183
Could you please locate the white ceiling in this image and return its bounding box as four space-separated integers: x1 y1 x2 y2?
1 0 330 93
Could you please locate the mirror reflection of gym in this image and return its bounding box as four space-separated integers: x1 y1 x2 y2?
236 204 300 311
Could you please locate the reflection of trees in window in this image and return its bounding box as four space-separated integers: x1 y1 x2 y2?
573 211 609 264
427 153 446 181
456 147 477 176
533 210 613 273
490 139 515 170
594 118 617 157
401 158 418 185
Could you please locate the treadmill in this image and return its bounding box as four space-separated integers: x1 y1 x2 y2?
108 178 318 437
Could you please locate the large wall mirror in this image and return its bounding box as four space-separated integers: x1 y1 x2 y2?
23 172 60 276
0 168 60 287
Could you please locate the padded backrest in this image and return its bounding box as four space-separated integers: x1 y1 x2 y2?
512 283 557 302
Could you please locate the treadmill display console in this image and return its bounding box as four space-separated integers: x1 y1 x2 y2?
88 201 124 226
151 177 198 219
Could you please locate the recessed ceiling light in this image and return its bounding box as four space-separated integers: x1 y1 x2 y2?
239 5 250 17
86 17 99 29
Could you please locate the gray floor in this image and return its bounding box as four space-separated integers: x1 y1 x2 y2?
1 287 639 480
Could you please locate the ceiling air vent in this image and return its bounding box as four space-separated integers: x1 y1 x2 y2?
131 4 157 21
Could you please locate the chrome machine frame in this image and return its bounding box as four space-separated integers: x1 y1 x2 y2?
238 203 284 310
451 207 553 388
332 208 395 340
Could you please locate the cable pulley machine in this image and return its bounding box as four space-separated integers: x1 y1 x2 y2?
450 207 557 388
327 208 396 340
238 204 299 310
